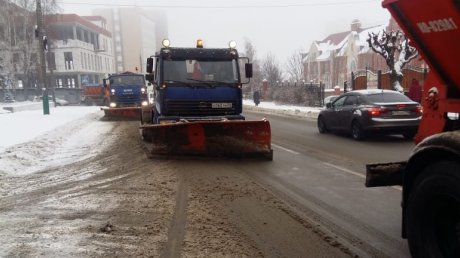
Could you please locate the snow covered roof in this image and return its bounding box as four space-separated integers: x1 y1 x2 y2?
357 24 388 54
308 20 390 62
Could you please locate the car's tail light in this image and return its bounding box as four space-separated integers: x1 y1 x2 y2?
367 107 387 116
413 105 423 114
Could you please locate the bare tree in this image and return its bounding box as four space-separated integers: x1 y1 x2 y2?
242 38 262 97
0 0 59 89
261 52 283 86
367 30 418 92
285 48 305 82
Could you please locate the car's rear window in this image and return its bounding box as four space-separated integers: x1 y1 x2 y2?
365 92 412 103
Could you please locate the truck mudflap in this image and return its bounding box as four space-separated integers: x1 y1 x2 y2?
140 120 273 160
101 107 141 120
365 162 406 187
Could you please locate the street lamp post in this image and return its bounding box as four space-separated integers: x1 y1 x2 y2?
36 0 49 115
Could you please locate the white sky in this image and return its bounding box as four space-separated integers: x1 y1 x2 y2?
57 0 391 63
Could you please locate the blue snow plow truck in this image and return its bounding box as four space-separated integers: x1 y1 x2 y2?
101 71 148 119
139 39 273 159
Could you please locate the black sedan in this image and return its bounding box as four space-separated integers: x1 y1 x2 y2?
317 89 422 140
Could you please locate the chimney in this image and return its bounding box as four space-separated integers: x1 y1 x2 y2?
351 19 361 32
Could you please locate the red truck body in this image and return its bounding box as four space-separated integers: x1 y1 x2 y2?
366 1 460 257
83 83 106 106
383 0 460 143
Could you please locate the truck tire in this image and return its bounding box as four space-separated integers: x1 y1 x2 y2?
406 161 460 258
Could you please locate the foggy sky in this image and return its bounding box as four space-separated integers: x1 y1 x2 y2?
59 0 390 64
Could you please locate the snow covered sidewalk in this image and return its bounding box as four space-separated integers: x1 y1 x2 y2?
0 106 111 176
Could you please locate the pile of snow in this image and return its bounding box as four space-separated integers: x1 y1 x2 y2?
243 99 321 119
0 106 112 176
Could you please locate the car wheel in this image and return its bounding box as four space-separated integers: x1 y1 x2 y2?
406 161 460 258
351 121 364 140
317 116 328 134
403 131 417 140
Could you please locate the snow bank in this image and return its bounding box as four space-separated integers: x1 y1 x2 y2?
243 100 321 119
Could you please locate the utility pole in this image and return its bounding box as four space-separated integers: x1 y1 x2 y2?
36 0 49 114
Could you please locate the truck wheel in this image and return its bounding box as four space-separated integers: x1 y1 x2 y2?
406 161 460 258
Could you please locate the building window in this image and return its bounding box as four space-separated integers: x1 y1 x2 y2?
30 53 37 64
47 52 56 70
12 53 20 63
64 52 73 70
0 25 4 41
81 52 84 69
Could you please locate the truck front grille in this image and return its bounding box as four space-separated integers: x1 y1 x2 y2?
165 100 237 116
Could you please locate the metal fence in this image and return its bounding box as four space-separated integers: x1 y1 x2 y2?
0 88 83 104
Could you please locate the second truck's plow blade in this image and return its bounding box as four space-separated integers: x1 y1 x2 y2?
140 120 273 160
101 107 141 120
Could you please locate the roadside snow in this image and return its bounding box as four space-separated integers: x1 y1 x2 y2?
0 106 111 176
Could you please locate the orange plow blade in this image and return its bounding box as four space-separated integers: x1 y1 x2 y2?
101 107 141 120
140 120 273 160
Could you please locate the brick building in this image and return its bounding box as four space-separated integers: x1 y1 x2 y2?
303 18 425 90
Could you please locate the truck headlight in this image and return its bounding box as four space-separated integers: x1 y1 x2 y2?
141 88 146 93
109 102 117 108
229 40 237 49
111 89 115 95
162 39 170 48
141 101 148 106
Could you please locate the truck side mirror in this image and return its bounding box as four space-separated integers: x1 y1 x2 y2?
146 57 154 73
245 63 253 78
145 73 155 82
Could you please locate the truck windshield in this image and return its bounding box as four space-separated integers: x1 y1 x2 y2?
163 59 238 84
109 75 144 86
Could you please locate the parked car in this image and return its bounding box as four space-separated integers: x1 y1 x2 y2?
317 89 422 140
39 96 70 106
3 93 15 103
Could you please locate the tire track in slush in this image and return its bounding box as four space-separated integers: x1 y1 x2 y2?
161 172 189 258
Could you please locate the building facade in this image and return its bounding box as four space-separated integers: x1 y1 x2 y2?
93 8 168 73
45 14 115 88
303 18 425 90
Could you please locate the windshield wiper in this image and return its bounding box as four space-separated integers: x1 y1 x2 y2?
186 78 216 88
164 80 194 87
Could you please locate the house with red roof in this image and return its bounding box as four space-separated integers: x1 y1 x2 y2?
303 18 425 90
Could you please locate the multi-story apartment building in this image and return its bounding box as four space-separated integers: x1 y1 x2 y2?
93 8 168 73
45 14 115 88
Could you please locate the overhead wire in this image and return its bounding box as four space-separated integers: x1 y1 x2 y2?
56 0 380 9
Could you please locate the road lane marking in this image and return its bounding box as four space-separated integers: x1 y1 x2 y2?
322 162 402 191
272 143 300 155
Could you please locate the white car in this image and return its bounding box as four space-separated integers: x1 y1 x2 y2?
39 96 70 106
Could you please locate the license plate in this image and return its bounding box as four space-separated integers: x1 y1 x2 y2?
392 110 410 116
212 103 232 108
